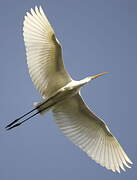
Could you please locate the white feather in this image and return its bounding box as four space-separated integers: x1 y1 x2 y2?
53 93 132 172
23 6 71 97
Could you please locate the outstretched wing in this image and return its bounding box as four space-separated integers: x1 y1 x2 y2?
53 93 132 172
23 6 72 98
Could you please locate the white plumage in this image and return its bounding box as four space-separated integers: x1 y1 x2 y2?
23 6 71 98
22 6 132 173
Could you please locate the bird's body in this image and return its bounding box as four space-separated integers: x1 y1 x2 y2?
36 75 106 114
35 79 83 114
6 6 132 173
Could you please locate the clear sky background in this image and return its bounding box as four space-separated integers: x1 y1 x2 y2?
0 0 136 179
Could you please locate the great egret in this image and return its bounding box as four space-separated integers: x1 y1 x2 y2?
6 6 132 173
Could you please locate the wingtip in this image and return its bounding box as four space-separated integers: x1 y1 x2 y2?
35 6 38 12
39 5 42 10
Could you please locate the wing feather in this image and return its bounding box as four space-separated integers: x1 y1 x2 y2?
103 135 107 168
95 135 103 163
23 6 71 97
110 142 117 172
53 93 132 172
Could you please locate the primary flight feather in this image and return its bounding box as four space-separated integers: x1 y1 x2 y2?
6 6 132 173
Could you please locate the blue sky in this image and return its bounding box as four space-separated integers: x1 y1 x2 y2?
0 0 136 179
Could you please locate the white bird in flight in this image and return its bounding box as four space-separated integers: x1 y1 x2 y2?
6 6 132 173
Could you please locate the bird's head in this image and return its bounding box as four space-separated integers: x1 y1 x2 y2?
79 72 108 88
82 72 108 85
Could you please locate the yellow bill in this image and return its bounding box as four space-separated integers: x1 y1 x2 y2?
91 72 109 80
